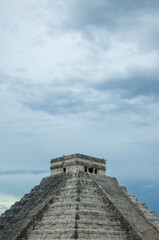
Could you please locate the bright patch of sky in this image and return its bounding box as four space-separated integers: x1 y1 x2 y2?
0 0 159 215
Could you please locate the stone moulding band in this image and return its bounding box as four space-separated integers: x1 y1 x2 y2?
50 161 106 171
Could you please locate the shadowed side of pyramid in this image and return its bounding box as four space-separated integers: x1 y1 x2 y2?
92 174 159 240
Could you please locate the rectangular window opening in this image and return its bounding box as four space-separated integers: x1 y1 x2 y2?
89 168 93 173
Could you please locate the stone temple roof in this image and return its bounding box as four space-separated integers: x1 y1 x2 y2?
0 153 159 240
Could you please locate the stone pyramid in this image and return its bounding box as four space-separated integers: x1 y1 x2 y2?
0 153 159 240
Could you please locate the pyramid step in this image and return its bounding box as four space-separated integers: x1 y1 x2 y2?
28 229 128 240
120 188 159 231
50 205 110 212
51 202 106 208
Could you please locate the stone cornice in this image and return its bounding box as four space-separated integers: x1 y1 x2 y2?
50 153 106 164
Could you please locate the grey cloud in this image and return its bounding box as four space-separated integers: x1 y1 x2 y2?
96 70 159 99
2 72 158 124
22 91 89 116
0 71 87 116
15 68 27 73
144 31 159 51
0 71 11 84
0 205 7 210
1 67 158 128
20 81 156 127
64 0 159 29
0 169 49 176
47 0 159 51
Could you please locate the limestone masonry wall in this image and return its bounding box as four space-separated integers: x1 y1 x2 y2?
50 153 106 175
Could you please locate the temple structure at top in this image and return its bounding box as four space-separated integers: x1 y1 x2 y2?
50 153 106 175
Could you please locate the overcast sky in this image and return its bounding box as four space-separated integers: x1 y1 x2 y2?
0 0 159 215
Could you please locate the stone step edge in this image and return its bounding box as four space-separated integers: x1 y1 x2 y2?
29 228 127 233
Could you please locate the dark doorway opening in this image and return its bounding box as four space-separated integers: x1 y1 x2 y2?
63 168 66 173
95 169 97 174
89 168 93 173
85 167 87 172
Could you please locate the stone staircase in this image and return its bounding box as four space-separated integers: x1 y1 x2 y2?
28 172 133 239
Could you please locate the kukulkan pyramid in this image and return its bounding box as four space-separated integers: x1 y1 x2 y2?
0 153 159 240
